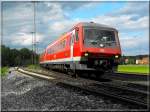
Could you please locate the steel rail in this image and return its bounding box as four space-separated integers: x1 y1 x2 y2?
97 82 149 95
56 82 148 109
23 68 149 94
17 68 149 109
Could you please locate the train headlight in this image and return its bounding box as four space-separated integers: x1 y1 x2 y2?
84 53 88 56
100 44 104 47
115 55 119 58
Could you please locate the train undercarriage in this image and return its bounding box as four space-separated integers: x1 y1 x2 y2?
40 57 119 78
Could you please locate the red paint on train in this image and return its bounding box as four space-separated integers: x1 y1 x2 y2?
40 22 121 74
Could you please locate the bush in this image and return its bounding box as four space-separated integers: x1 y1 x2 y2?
1 67 9 77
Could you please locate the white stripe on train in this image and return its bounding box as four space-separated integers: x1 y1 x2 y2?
40 56 81 64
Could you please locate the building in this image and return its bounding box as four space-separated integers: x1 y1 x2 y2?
136 55 149 64
121 55 149 65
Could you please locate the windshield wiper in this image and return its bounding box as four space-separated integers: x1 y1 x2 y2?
89 40 98 45
103 41 116 43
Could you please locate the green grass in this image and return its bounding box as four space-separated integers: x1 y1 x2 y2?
1 67 9 77
27 64 40 70
118 65 149 74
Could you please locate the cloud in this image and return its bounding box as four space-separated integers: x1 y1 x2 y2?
37 2 96 23
49 20 74 34
2 1 149 55
92 15 149 31
46 1 97 11
3 2 33 22
120 35 148 49
11 33 44 46
2 2 34 39
108 2 149 17
119 32 149 55
39 3 67 22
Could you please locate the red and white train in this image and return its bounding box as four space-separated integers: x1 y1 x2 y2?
40 22 121 76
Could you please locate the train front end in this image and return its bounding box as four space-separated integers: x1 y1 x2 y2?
80 23 121 73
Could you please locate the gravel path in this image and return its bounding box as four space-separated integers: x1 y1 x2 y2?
1 69 133 111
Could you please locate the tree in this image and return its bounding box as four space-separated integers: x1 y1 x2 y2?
1 45 39 67
1 45 11 66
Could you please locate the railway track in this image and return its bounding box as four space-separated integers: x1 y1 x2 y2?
56 82 148 109
17 68 149 109
103 72 149 81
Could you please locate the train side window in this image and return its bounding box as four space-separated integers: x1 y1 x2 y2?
71 33 75 44
62 41 64 48
69 37 71 46
69 31 75 46
75 30 79 41
60 42 62 49
63 40 66 48
48 48 51 54
50 49 51 54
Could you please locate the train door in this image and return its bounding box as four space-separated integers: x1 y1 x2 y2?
70 30 75 61
70 29 78 77
69 28 79 77
70 28 79 60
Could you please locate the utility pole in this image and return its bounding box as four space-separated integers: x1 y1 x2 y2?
36 41 39 64
30 31 34 65
36 41 39 54
33 1 36 65
1 2 3 45
31 1 37 65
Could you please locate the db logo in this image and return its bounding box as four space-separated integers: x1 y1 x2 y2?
100 49 104 52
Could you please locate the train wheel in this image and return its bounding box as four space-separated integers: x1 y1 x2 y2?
72 69 78 78
95 73 100 79
67 69 78 78
95 71 104 79
67 69 72 75
74 71 78 78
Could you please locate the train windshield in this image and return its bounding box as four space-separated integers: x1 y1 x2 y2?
84 28 117 48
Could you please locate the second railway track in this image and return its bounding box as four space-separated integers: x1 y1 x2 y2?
17 68 149 109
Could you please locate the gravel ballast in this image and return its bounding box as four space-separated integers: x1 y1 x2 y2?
1 69 136 111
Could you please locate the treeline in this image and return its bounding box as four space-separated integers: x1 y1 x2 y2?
1 45 39 67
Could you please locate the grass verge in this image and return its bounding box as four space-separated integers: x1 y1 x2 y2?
118 65 149 74
1 67 9 77
27 64 41 70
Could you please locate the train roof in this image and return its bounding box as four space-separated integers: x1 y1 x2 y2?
75 22 117 31
46 22 117 49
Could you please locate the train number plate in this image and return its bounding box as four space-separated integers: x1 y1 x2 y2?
99 49 104 52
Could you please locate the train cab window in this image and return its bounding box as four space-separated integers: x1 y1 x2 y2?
84 28 116 48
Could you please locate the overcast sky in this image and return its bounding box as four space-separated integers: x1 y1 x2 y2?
1 1 149 56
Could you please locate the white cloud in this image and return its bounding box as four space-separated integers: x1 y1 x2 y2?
3 3 33 22
48 13 149 39
92 15 149 31
76 2 98 9
119 32 149 55
11 33 44 46
41 3 67 22
110 2 149 17
49 20 74 33
120 35 148 48
2 2 149 55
